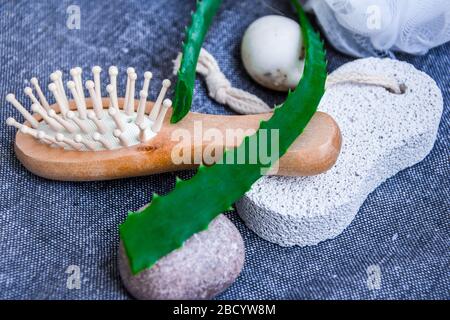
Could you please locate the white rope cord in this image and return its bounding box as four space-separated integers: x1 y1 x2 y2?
172 48 404 115
326 72 404 94
173 49 272 114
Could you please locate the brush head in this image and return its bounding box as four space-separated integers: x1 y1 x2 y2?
92 66 102 74
6 117 16 126
48 83 57 92
6 93 15 102
50 72 59 82
85 80 95 89
109 66 119 76
5 66 171 152
162 79 171 88
24 87 33 95
163 99 172 108
144 71 153 79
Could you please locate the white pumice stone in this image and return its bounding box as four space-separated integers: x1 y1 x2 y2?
236 58 443 247
241 15 304 92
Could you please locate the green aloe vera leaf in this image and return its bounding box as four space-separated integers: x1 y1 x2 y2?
171 0 222 124
120 0 327 275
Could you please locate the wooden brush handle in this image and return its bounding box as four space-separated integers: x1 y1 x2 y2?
14 99 342 181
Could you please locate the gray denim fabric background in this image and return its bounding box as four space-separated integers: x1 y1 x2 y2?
0 0 448 300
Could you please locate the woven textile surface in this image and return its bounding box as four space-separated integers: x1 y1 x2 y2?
0 0 448 299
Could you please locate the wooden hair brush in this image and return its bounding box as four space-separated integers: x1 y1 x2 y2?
5 66 341 181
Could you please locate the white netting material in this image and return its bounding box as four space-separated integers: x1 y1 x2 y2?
303 0 450 57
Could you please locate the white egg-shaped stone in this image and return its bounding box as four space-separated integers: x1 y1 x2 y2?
241 15 304 92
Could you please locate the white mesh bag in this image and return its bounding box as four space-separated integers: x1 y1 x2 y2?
303 0 450 57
